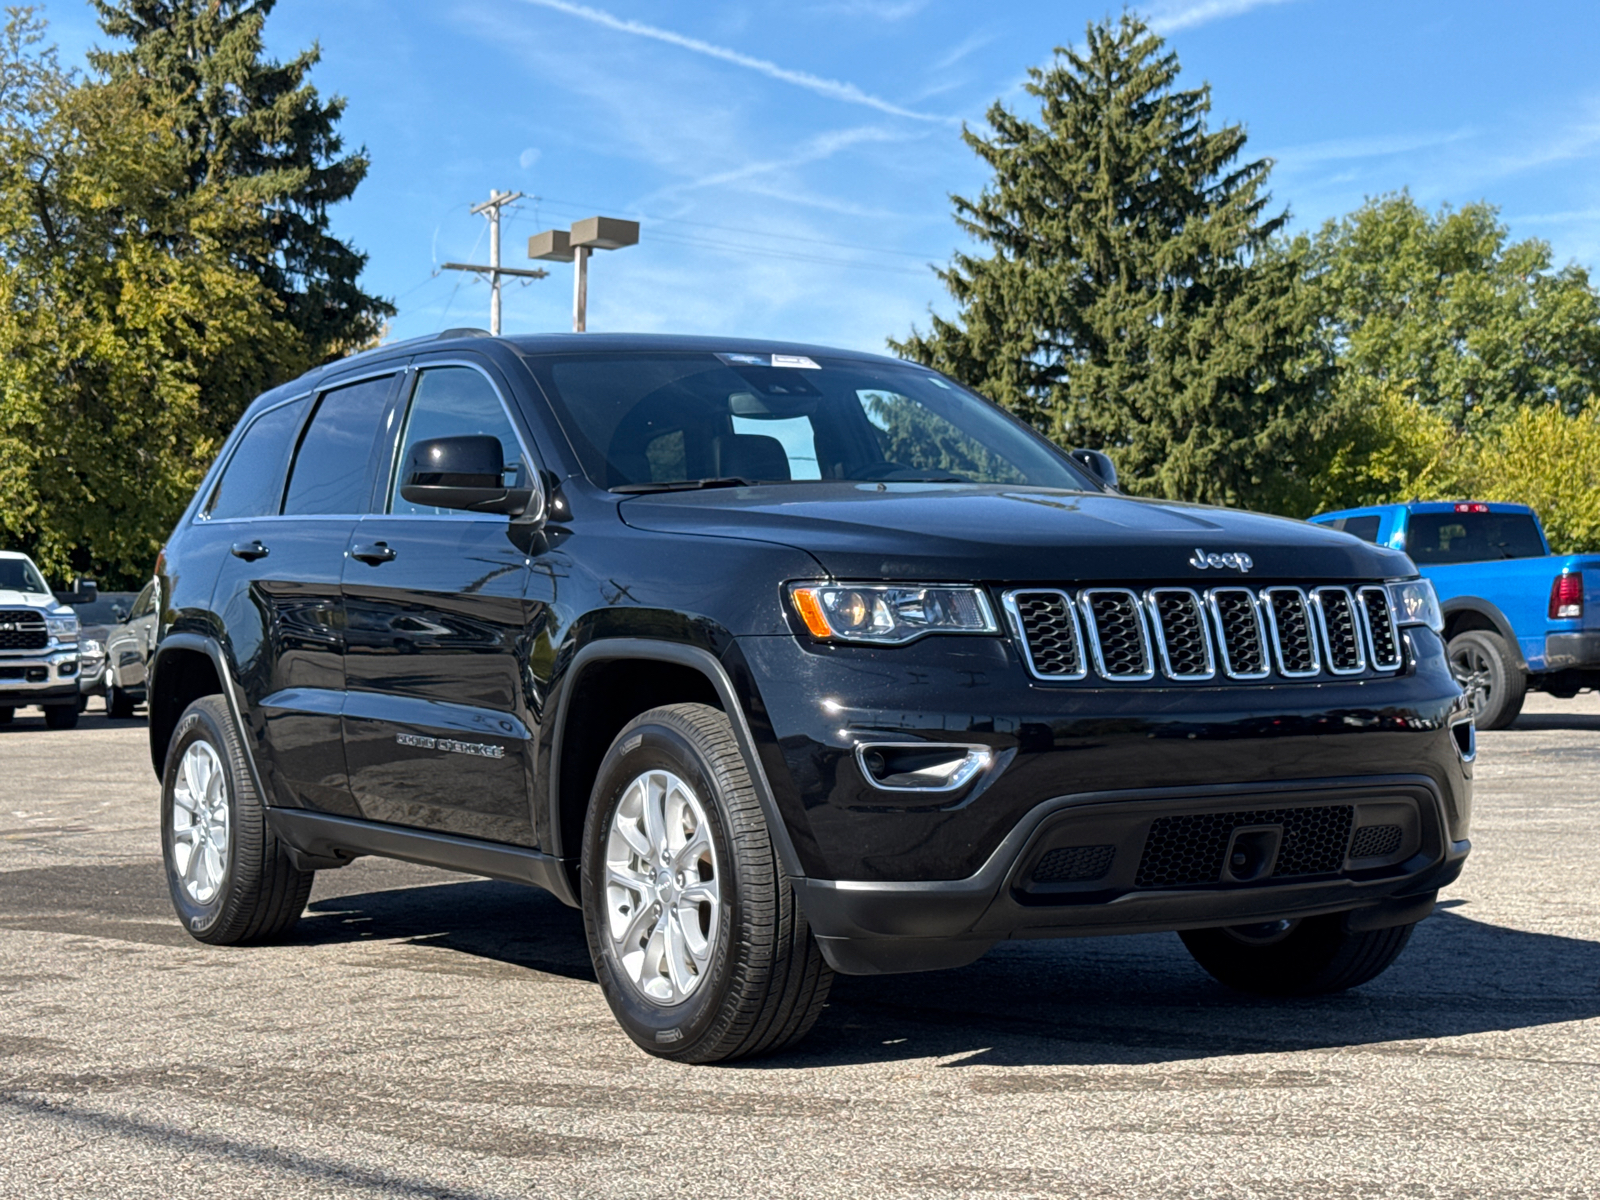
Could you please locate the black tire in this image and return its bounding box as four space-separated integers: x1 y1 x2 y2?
161 695 313 944
77 695 89 713
1447 629 1527 730
1180 913 1416 996
108 682 137 719
581 703 832 1063
0 706 12 725
43 703 79 730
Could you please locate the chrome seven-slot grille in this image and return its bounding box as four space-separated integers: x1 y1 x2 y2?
1003 585 1403 683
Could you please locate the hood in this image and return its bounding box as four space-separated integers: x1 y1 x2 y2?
0 590 66 613
617 483 1415 583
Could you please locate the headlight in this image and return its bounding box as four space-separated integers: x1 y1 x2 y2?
788 583 998 644
80 639 104 659
1387 578 1443 634
45 614 79 641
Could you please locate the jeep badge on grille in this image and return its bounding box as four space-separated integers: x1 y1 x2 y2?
1189 548 1254 572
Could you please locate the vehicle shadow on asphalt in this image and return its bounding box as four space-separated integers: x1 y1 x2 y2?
299 878 1600 1068
1507 712 1600 732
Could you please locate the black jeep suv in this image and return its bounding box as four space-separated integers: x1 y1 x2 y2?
147 332 1472 1062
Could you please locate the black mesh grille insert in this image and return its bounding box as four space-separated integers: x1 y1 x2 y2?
1266 589 1317 675
1151 590 1212 677
1317 588 1364 672
1032 844 1116 884
1084 590 1150 677
1010 590 1083 678
1359 587 1402 670
1350 824 1403 858
0 610 48 651
1135 805 1355 888
1212 589 1266 677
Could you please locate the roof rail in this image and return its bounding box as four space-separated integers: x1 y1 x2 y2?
437 327 491 340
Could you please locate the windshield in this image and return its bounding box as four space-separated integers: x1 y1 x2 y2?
524 351 1096 491
0 557 49 594
1406 512 1546 563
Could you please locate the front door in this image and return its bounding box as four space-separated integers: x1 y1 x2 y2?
341 362 539 845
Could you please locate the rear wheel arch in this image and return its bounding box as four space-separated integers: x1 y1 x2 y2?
147 636 229 778
547 640 803 895
1440 598 1527 669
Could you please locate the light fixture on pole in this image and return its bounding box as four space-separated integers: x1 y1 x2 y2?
529 216 640 332
441 189 549 335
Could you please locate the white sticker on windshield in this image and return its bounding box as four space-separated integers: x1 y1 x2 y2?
716 352 769 365
771 354 820 370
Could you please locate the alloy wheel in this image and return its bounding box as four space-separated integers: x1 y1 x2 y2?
1449 644 1493 718
603 769 721 1005
171 741 230 904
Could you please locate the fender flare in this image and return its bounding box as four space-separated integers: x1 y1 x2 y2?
146 633 266 799
1438 597 1528 670
545 638 806 884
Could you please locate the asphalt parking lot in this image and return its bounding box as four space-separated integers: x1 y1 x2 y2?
2 696 1598 1199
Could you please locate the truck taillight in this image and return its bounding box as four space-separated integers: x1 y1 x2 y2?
1550 573 1583 620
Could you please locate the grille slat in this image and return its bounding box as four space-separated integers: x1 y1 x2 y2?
1147 589 1214 679
0 609 49 652
1313 587 1365 674
1004 583 1406 683
1263 587 1320 677
1080 589 1154 680
1209 588 1270 679
1135 805 1355 888
1004 590 1086 679
1358 586 1403 671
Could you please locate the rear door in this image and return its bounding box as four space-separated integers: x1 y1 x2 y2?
340 359 541 845
204 372 398 814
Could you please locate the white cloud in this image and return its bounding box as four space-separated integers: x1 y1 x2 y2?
1148 0 1296 35
519 147 542 169
810 0 929 19
513 0 957 124
1270 128 1476 169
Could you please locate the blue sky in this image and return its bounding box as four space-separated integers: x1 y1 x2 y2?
41 0 1600 352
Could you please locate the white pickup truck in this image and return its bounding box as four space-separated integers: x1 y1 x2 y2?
0 551 89 730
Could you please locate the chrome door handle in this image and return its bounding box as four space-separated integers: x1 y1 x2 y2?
230 540 269 561
350 542 397 565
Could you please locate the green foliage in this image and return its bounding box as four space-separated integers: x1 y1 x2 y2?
862 391 1028 484
1470 405 1600 554
90 0 393 360
1302 384 1471 515
0 9 307 588
1303 193 1600 430
892 14 1325 511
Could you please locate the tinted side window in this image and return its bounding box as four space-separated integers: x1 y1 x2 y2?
129 582 155 619
389 367 527 516
204 398 308 520
283 376 395 516
1331 515 1381 543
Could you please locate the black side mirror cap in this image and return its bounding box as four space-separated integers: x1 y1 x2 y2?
74 577 98 604
399 435 538 517
1070 448 1119 490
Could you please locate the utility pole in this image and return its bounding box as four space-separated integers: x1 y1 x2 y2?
441 189 547 335
529 216 640 332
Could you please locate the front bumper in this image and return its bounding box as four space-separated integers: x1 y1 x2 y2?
727 625 1472 974
0 650 81 706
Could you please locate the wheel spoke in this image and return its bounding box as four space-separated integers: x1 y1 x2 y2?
673 824 711 871
640 774 668 857
678 881 718 908
665 913 694 997
606 863 650 896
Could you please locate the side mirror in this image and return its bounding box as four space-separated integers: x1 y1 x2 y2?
1070 448 1119 490
73 577 98 605
399 436 536 517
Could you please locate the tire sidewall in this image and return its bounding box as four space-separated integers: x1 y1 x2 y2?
1449 630 1510 727
161 705 238 939
582 722 741 1056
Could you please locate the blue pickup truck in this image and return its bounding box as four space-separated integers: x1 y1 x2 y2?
1309 501 1600 729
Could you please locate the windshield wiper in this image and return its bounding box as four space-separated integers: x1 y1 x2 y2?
611 477 759 494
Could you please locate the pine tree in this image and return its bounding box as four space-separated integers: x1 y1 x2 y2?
892 14 1324 511
90 0 392 361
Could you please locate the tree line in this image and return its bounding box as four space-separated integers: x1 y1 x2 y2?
896 15 1600 552
3 7 1597 592
0 1 389 589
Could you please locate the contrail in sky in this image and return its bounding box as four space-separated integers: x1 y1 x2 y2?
515 0 957 125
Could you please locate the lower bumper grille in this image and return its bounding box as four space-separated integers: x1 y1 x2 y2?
1032 844 1116 884
1134 805 1355 888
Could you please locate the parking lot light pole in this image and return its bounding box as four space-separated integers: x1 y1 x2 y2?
529 216 640 332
